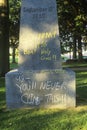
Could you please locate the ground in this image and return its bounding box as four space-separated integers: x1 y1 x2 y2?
0 62 87 130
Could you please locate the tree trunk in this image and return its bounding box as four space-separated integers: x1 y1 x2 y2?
12 47 16 63
78 36 83 61
0 0 9 77
73 36 77 59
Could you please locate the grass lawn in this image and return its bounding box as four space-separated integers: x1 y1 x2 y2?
63 62 87 68
0 63 87 130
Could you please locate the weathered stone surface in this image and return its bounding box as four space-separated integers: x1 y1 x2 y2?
6 69 75 108
5 0 76 109
19 0 61 70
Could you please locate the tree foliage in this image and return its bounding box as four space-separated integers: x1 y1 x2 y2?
57 0 87 60
9 0 87 61
9 0 21 63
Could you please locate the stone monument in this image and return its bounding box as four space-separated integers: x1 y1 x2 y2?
5 0 76 108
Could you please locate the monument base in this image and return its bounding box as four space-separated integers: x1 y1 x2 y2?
5 69 76 109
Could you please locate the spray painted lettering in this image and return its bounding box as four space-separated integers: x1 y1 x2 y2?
15 74 67 105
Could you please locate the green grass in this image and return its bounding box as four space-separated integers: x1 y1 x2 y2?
9 56 18 70
76 71 87 106
1 63 87 130
63 62 87 68
10 62 18 70
1 108 87 130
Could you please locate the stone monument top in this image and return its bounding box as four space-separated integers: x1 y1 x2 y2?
18 0 62 70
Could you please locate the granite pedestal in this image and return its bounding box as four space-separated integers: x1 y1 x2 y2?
6 69 75 108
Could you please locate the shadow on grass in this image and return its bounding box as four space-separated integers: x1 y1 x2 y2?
0 107 87 130
76 86 87 106
76 70 87 106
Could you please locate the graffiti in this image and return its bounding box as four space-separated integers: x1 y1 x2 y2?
45 93 66 103
15 74 67 105
21 93 41 105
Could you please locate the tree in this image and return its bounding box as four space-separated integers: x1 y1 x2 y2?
9 0 21 63
0 0 9 77
10 38 19 63
57 0 87 60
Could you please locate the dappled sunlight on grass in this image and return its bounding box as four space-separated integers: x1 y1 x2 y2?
0 107 87 130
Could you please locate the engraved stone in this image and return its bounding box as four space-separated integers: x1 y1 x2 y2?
18 0 61 70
